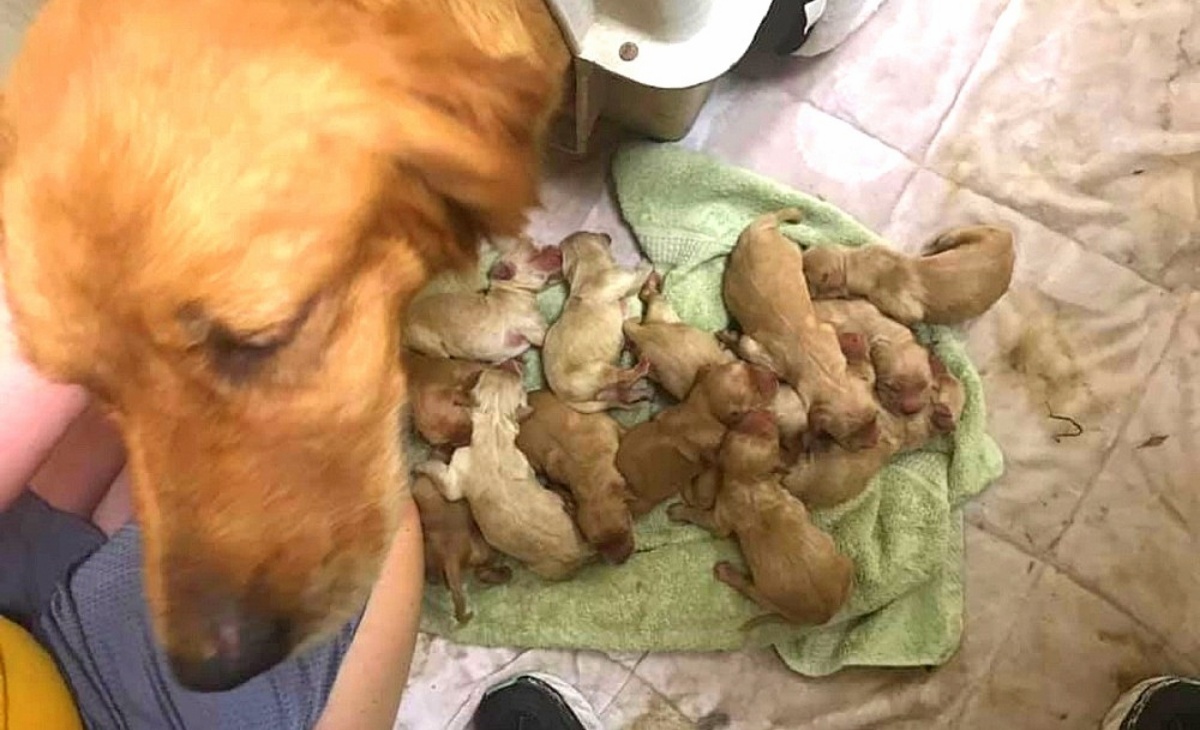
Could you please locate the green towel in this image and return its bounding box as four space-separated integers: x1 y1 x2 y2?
414 143 1004 676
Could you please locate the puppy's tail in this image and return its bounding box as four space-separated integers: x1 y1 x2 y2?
747 207 805 235
443 563 473 625
738 612 787 633
923 225 1014 257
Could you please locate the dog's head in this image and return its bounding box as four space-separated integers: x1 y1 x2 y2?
0 0 560 691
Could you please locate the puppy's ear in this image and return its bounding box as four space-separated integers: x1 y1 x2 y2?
372 15 560 262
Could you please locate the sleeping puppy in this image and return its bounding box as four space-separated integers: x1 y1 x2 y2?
0 0 568 691
783 352 966 509
404 235 563 362
812 300 932 416
622 271 736 401
723 209 879 452
516 389 635 564
668 411 854 626
404 351 486 447
541 232 654 413
416 369 591 580
616 361 779 516
802 226 1016 325
411 473 511 624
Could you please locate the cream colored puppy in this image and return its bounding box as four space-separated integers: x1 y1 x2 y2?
542 232 654 413
415 368 591 580
405 236 562 362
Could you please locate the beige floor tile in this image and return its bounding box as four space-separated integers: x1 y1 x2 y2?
697 94 919 233
926 0 1200 288
621 526 1038 730
787 0 1012 158
885 170 1183 553
1054 292 1200 659
396 635 521 728
956 565 1195 730
599 673 701 730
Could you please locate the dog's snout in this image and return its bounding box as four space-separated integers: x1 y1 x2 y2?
168 600 291 692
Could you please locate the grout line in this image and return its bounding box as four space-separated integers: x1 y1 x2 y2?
978 522 1181 653
596 653 648 716
922 0 1018 166
947 557 1051 725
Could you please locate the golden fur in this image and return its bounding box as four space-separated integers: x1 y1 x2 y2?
0 0 568 686
516 389 635 564
615 361 779 516
723 210 879 452
622 271 736 401
783 353 967 508
404 351 486 447
404 234 563 361
411 473 510 624
802 226 1016 325
541 232 654 412
668 411 854 626
416 369 591 580
812 299 933 416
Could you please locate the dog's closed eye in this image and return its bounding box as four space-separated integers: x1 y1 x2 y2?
178 300 314 383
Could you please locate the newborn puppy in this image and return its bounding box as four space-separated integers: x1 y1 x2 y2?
542 232 654 412
404 351 487 446
616 362 779 515
415 369 591 580
802 225 1015 325
668 411 854 626
405 236 563 362
813 300 932 416
783 352 966 508
516 390 635 564
411 473 511 624
723 209 879 451
622 271 736 401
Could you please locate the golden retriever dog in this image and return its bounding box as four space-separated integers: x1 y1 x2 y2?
0 0 568 691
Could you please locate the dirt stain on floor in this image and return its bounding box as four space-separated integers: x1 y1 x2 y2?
990 288 1099 425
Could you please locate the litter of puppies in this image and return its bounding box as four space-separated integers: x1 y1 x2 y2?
404 215 1015 626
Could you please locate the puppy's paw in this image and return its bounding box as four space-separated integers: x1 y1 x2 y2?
713 561 743 585
666 502 691 523
475 563 513 585
715 329 741 348
932 403 958 433
639 270 663 300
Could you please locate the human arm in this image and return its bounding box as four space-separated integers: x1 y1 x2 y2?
0 292 90 511
314 494 425 730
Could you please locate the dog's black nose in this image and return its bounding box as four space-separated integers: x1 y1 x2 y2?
167 607 290 692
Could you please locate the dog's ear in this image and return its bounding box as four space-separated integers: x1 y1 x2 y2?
368 13 561 265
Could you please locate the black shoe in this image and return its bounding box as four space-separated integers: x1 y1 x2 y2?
750 0 828 57
1103 677 1200 730
473 674 599 730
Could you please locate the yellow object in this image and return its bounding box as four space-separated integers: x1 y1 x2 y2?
0 616 82 730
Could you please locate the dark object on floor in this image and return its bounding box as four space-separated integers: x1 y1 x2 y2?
1104 677 1200 730
750 0 826 56
474 675 588 730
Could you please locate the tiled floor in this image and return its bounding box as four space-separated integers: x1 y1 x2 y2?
400 0 1200 727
